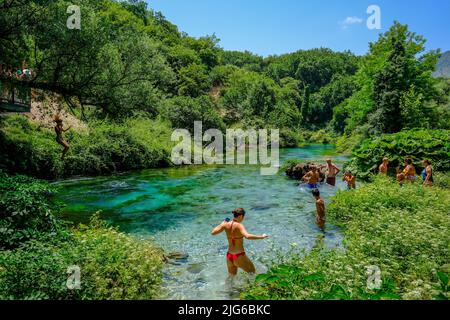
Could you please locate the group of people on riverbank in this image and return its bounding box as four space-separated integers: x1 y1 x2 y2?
212 156 436 277
379 157 434 187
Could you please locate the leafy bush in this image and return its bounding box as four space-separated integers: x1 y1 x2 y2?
160 95 225 132
434 172 450 189
279 129 305 148
0 217 164 300
0 115 174 179
0 173 67 249
243 177 450 300
347 129 450 180
303 130 335 145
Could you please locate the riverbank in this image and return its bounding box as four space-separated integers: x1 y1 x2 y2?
55 146 348 299
0 173 165 300
242 176 450 300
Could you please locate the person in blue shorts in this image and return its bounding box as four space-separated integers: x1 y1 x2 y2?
302 166 320 189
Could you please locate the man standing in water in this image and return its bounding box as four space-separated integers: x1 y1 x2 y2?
322 159 341 186
211 208 268 276
312 189 326 230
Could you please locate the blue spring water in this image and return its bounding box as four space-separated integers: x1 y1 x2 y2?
56 145 349 300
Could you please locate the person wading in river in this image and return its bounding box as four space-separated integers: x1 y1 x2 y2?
302 166 321 189
321 159 341 186
211 208 268 276
54 113 72 160
312 189 326 230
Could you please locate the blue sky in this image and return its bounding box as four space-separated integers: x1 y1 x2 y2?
148 0 450 56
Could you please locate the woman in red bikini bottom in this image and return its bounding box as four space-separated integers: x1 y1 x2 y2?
211 208 268 276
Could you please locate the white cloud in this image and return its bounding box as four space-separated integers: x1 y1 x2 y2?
339 16 363 29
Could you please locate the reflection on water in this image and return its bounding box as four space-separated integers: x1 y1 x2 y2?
56 145 349 300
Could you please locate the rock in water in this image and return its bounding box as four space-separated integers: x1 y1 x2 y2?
165 251 190 265
285 162 326 181
187 263 205 274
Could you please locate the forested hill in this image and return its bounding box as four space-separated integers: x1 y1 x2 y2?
0 0 360 137
1 0 449 150
434 51 450 78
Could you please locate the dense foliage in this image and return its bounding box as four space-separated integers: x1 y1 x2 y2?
0 115 174 179
0 174 164 300
346 129 450 179
243 177 450 300
0 173 66 249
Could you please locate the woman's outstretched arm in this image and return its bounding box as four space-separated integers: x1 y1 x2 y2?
239 225 268 240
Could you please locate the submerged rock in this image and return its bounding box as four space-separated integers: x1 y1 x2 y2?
164 252 190 265
187 263 205 274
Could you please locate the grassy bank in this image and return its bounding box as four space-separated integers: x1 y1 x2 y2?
0 173 164 300
0 115 174 180
243 177 450 300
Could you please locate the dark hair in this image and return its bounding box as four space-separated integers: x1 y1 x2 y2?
233 208 246 218
406 159 413 165
312 189 320 197
423 159 431 165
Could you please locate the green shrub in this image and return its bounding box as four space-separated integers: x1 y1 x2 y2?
0 116 63 179
347 129 450 180
0 173 67 249
304 129 335 145
0 115 174 179
335 132 365 155
279 129 305 148
243 177 450 300
0 217 164 300
435 172 450 189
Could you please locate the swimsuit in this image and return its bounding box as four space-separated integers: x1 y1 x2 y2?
326 176 336 186
422 168 434 183
227 221 245 262
307 183 318 189
227 252 246 262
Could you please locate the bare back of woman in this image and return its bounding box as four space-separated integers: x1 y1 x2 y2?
211 208 268 276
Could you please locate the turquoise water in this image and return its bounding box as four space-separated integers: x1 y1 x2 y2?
56 145 349 300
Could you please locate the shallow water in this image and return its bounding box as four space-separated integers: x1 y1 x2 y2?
56 145 349 300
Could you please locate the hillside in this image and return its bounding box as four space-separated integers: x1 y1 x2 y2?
434 50 450 78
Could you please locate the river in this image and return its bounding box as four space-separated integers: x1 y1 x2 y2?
56 145 349 300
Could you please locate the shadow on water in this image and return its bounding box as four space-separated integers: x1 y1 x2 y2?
56 145 348 300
